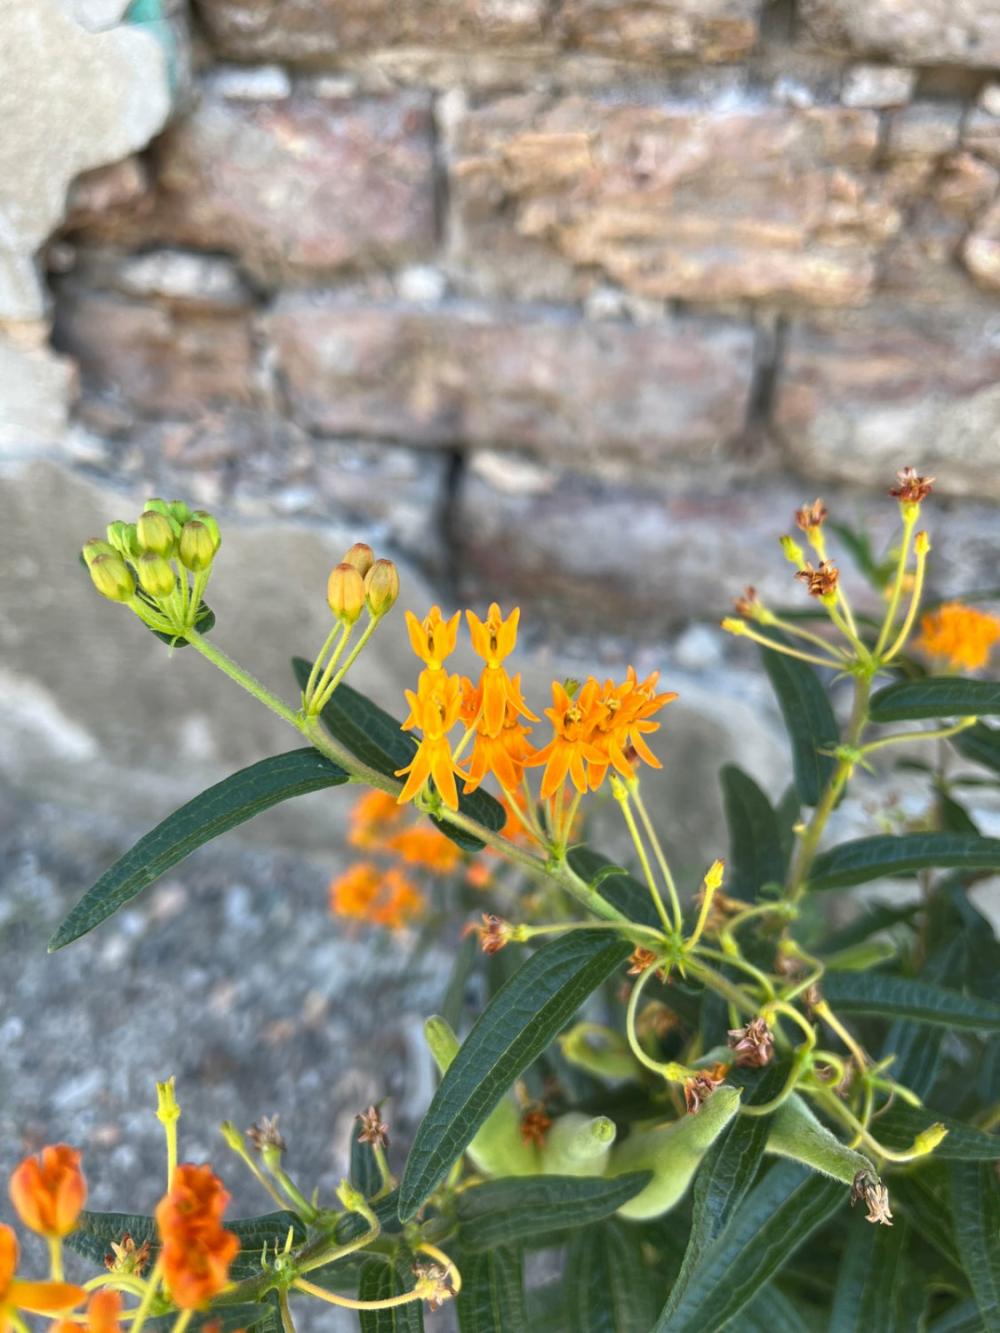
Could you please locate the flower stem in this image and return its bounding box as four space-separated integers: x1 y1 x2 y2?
611 778 673 935
859 717 976 755
874 508 918 657
629 782 683 933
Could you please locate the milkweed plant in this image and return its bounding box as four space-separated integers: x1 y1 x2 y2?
7 468 999 1332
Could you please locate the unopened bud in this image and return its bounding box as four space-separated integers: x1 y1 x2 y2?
703 859 725 892
168 500 194 526
107 520 139 559
914 530 931 557
89 553 135 603
136 552 176 599
721 617 748 637
220 1121 247 1153
179 520 216 573
341 542 375 577
780 535 807 569
155 1077 181 1128
913 1122 948 1156
364 558 399 617
82 538 117 568
336 1179 367 1214
191 511 221 554
137 510 177 557
327 562 366 625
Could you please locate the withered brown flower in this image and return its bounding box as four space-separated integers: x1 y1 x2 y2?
684 1062 728 1114
356 1105 390 1150
727 1017 774 1068
795 499 828 532
889 467 934 505
851 1170 893 1226
795 560 839 599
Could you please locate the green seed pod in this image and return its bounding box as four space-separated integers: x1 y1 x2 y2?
540 1113 617 1177
89 553 135 603
136 551 177 599
81 538 117 569
107 520 140 560
137 509 177 557
424 1016 539 1177
179 520 216 573
559 1022 642 1083
607 1085 741 1220
765 1093 875 1186
191 510 221 554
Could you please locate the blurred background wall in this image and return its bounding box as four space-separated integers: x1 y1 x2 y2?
1 0 999 1287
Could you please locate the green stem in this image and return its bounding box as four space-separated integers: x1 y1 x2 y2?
734 624 844 669
874 508 918 657
278 1289 297 1333
303 622 346 706
129 1256 164 1333
629 783 683 932
860 717 977 755
170 1312 193 1333
313 617 380 713
185 631 303 729
612 780 673 934
883 538 929 662
694 945 775 1000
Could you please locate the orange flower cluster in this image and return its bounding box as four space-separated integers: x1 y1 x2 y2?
397 604 676 814
155 1164 239 1310
0 1225 84 1332
349 789 460 873
9 1144 86 1239
329 862 426 931
916 602 1000 671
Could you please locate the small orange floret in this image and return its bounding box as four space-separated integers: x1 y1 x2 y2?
348 789 405 849
369 869 426 930
9 1144 86 1239
466 607 539 737
916 602 1000 672
387 826 461 873
330 862 382 919
0 1224 85 1328
396 673 465 810
405 606 461 671
330 862 426 930
77 1289 124 1333
528 679 606 800
155 1164 239 1310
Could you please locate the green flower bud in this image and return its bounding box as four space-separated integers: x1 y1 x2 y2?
607 1085 741 1220
89 553 135 603
179 520 216 573
540 1113 617 1177
364 559 400 618
137 509 177 557
191 510 221 554
327 562 366 626
765 1093 874 1186
341 542 375 577
81 538 117 569
107 520 140 560
168 500 194 526
559 1022 642 1083
136 551 177 599
424 1016 539 1177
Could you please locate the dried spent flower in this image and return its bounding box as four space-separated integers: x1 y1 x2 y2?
795 560 839 600
733 586 762 619
470 913 511 955
890 467 934 505
795 498 828 532
519 1107 552 1147
356 1105 390 1150
727 1017 775 1068
104 1232 152 1276
412 1261 456 1311
627 947 660 976
246 1116 286 1155
851 1170 893 1226
684 1063 729 1115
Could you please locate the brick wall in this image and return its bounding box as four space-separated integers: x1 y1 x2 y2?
50 0 1000 635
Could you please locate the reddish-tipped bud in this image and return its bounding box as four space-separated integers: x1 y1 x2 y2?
364 559 400 617
136 552 176 599
89 553 135 603
341 542 375 577
137 510 177 557
327 562 366 624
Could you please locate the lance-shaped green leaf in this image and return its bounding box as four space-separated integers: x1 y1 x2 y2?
568 846 660 927
948 1161 1000 1329
665 1063 789 1312
456 1174 651 1253
808 833 1000 891
954 722 1000 775
820 972 1000 1031
930 1299 992 1332
873 1104 999 1160
829 1217 911 1331
721 765 787 900
740 1284 813 1333
869 678 1000 723
398 931 632 1220
891 1173 961 1269
292 658 504 851
456 1246 528 1333
49 749 348 950
358 1259 424 1333
653 1162 846 1332
149 1302 280 1333
759 641 838 806
564 1221 658 1333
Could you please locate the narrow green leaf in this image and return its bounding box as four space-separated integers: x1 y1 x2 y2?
721 765 786 900
292 658 504 851
869 678 1000 722
398 931 631 1220
820 972 1000 1031
663 1064 789 1313
948 1161 1000 1328
456 1174 651 1253
653 1162 846 1332
873 1104 999 1160
929 1298 992 1332
829 1218 910 1331
456 1246 527 1333
564 1221 658 1332
891 1173 961 1270
49 749 348 950
809 833 1000 891
350 1134 383 1200
441 931 479 1033
759 642 838 806
740 1284 815 1333
67 1211 158 1268
568 846 660 927
954 722 1000 775
358 1258 424 1333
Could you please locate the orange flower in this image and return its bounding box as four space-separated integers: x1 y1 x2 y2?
59 1289 123 1333
916 602 1000 671
527 679 606 800
155 1164 239 1310
405 606 460 672
587 668 677 788
462 715 536 795
369 869 426 930
387 826 461 873
466 605 538 736
396 673 465 810
330 862 382 919
9 1144 86 1239
348 789 406 849
0 1224 84 1332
